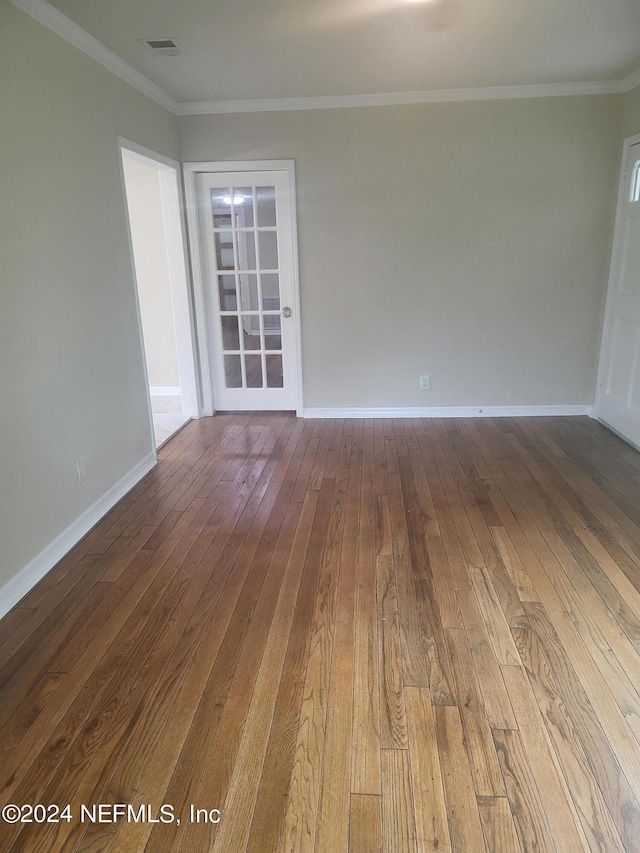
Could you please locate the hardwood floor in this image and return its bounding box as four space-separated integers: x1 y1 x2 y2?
2 414 640 851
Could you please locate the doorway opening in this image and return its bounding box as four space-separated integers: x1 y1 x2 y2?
119 140 200 447
595 133 640 449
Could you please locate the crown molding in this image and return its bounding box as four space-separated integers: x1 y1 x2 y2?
620 66 640 93
10 0 640 117
176 80 625 115
10 0 179 113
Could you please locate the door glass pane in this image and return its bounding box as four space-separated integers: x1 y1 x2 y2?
261 273 280 310
256 186 276 226
212 188 231 224
209 178 290 402
239 274 258 312
234 187 254 226
215 231 234 270
242 316 261 350
266 355 283 388
245 354 263 388
218 275 237 311
237 231 256 270
264 315 281 350
224 355 242 388
258 231 278 269
631 160 640 203
221 315 240 350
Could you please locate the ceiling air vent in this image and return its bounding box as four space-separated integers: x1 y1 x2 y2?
139 38 186 57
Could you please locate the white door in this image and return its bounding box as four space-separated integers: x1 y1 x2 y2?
196 170 299 411
598 140 640 446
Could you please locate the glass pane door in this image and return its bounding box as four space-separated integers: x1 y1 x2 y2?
197 170 297 411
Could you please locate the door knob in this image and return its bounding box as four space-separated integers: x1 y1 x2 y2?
282 306 292 318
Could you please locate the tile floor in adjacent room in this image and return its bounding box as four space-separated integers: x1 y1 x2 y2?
150 393 190 448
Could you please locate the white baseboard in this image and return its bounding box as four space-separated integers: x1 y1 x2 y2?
150 386 181 396
0 452 157 620
301 405 593 419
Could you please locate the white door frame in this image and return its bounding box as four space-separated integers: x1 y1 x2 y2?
184 160 304 416
118 137 201 422
594 130 640 429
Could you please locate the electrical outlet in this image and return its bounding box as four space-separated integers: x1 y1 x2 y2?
76 456 86 483
419 374 430 390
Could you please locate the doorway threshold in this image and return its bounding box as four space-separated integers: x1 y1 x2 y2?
151 393 190 447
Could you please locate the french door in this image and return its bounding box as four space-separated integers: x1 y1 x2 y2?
597 139 640 446
196 168 300 411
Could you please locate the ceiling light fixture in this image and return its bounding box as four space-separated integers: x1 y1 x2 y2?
222 195 245 205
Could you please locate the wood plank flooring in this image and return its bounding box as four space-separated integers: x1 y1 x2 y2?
2 414 640 851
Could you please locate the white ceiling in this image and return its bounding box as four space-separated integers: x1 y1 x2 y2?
43 0 640 105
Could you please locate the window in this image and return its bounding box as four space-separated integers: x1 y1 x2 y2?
630 159 640 203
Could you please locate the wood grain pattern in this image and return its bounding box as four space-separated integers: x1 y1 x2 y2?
351 429 381 796
456 590 518 730
245 480 335 853
315 451 360 853
208 494 318 853
512 626 626 853
2 413 640 852
349 794 382 853
404 687 451 851
445 628 506 797
434 705 486 852
279 456 348 853
386 438 431 688
376 555 408 749
500 663 590 852
380 749 416 853
476 796 522 853
492 728 555 853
